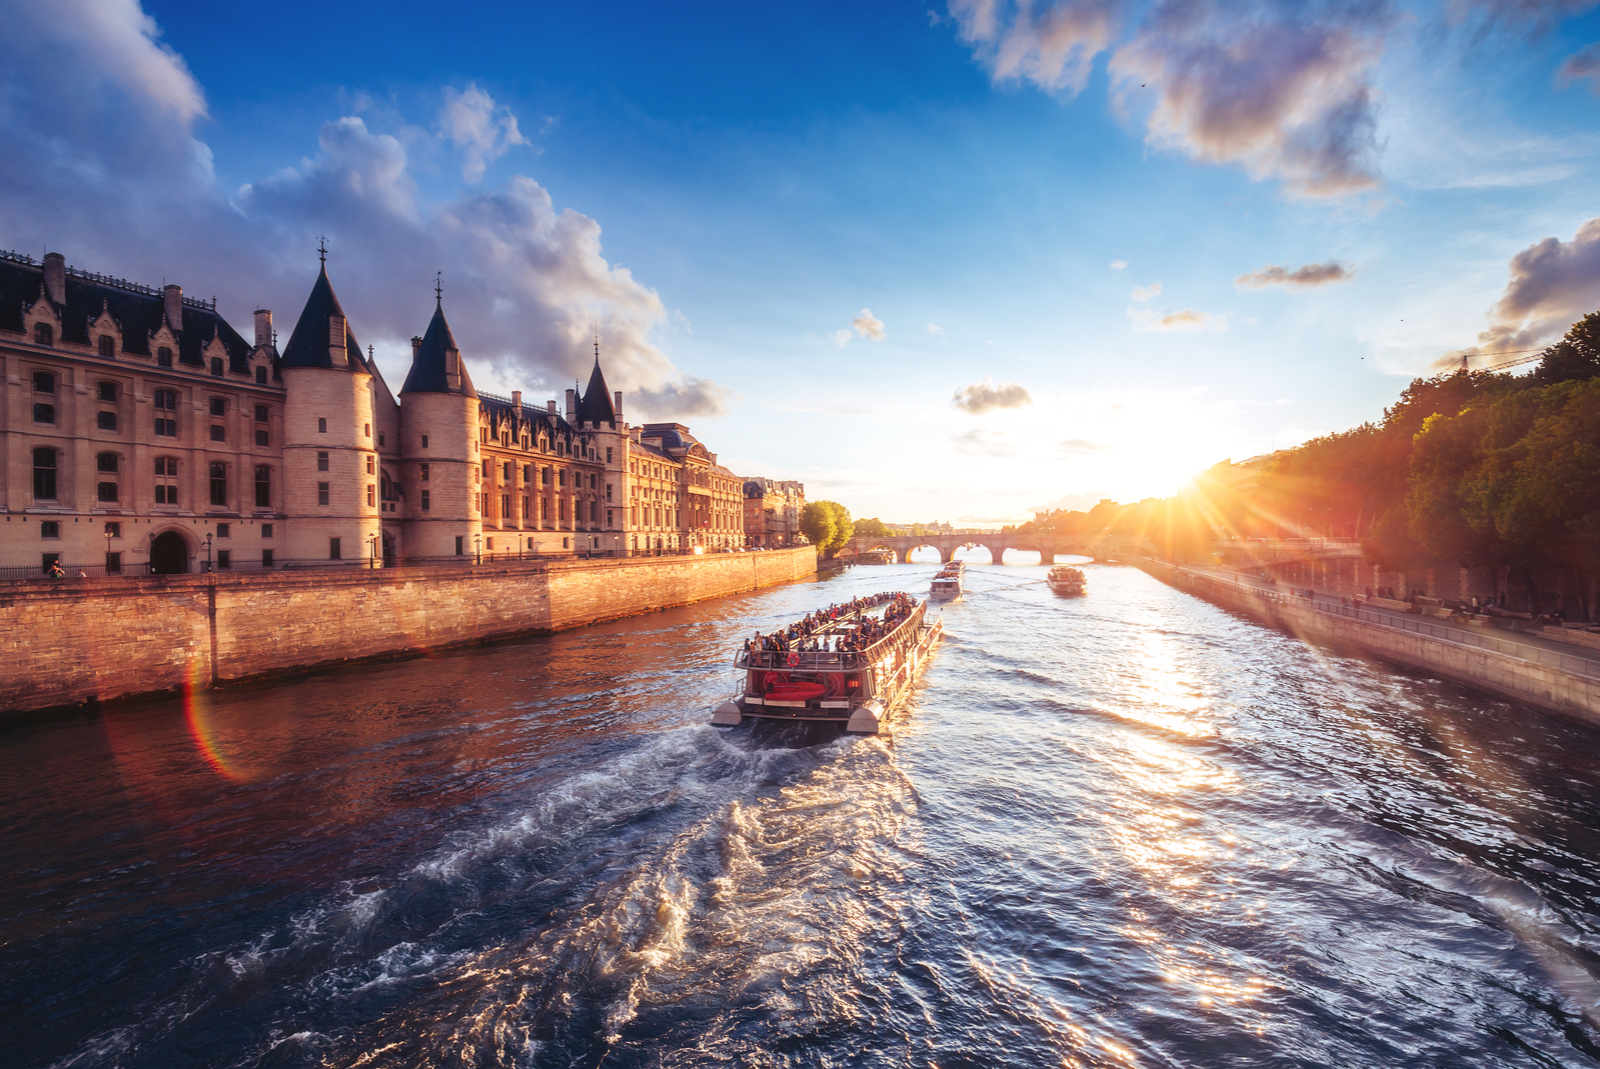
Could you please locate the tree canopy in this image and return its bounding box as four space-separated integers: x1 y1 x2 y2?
800 500 854 555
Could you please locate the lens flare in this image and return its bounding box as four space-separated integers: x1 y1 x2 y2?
183 655 247 781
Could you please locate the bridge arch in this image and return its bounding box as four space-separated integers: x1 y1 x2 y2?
903 543 946 564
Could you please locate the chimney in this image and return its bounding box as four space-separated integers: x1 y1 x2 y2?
546 399 557 414
43 252 66 306
253 309 273 349
329 314 347 366
163 283 183 330
511 390 522 408
565 388 576 421
411 336 422 360
614 390 623 419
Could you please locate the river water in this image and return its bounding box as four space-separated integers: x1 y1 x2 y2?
5 561 1600 1068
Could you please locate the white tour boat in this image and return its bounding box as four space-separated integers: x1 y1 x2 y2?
710 592 944 734
930 560 964 601
1046 564 1086 595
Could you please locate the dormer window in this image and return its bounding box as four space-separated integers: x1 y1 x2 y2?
255 367 267 384
34 323 52 346
158 347 172 367
210 358 224 376
99 335 115 357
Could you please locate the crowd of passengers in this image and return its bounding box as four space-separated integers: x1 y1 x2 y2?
743 592 918 656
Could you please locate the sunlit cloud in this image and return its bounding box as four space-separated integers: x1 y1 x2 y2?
1128 307 1227 332
829 328 853 347
951 427 1019 456
1061 438 1113 454
950 0 1124 95
439 82 530 182
1443 217 1600 362
928 322 946 336
953 375 1034 413
852 307 886 341
1131 282 1162 301
1235 261 1353 288
1110 259 1129 270
1558 43 1600 93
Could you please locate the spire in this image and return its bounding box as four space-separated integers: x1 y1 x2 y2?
400 297 476 396
278 259 368 371
575 340 617 424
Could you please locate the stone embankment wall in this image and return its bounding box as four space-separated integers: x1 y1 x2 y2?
1132 558 1600 727
0 548 816 714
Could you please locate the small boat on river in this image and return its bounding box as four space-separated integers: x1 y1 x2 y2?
930 560 964 601
1047 564 1086 595
710 591 944 734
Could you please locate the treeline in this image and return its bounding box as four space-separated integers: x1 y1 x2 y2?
1015 310 1600 617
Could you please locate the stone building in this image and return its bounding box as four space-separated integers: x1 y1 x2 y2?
741 477 805 547
0 247 741 573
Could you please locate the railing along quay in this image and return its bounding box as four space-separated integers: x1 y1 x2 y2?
1172 566 1600 681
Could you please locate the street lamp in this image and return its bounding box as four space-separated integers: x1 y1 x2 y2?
368 534 379 569
104 524 113 576
204 533 213 573
473 532 481 564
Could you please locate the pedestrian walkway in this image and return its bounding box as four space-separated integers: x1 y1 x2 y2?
1174 563 1600 680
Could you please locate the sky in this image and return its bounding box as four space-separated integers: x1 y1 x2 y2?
2 0 1599 525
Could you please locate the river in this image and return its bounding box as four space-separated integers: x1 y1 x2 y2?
4 561 1600 1068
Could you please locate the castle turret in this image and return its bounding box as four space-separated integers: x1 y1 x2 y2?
576 341 627 552
278 259 383 563
398 296 481 558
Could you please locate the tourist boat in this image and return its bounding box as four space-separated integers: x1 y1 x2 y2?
930 560 964 600
1046 564 1086 595
858 549 892 565
710 592 944 735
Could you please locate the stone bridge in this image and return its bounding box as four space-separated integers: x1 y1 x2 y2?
839 533 1151 564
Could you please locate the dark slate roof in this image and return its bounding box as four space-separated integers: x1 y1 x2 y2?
575 355 616 424
0 257 254 372
278 265 371 372
479 394 584 443
400 300 476 397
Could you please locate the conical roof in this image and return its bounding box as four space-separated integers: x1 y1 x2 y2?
278 265 369 370
400 300 477 396
575 352 616 424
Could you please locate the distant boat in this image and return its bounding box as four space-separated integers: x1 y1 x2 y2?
1047 564 1086 595
930 560 964 600
858 549 892 565
710 592 943 735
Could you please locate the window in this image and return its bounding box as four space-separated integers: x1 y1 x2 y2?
364 423 370 438
209 461 227 506
420 463 429 482
589 474 596 490
523 496 530 518
421 435 429 448
217 550 231 569
455 535 464 555
501 494 511 519
261 524 273 538
35 323 52 346
155 457 178 505
33 370 55 393
318 417 327 433
32 448 56 500
606 483 613 501
98 482 119 502
522 465 531 481
209 397 226 416
318 482 330 506
158 346 172 367
210 425 226 442
255 466 270 508
542 498 549 521
591 502 599 522
482 459 490 477
366 455 375 475
421 489 431 511
262 549 274 567
503 462 512 481
33 403 54 424
99 335 115 358
255 367 267 384
606 447 613 463
378 432 385 447
97 411 118 431
210 358 224 376
216 524 230 538
105 522 121 538
487 537 495 551
541 467 550 485
105 552 122 574
99 382 118 402
366 484 375 507
329 537 341 560
41 521 60 539
97 453 118 473
255 429 269 447
154 389 178 436
317 451 329 472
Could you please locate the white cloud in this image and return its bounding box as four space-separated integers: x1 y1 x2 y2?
951 428 1020 457
1109 259 1128 270
927 322 946 336
830 329 853 347
952 375 1034 413
852 308 886 341
950 0 1123 95
440 83 530 183
1127 307 1228 332
1131 282 1162 302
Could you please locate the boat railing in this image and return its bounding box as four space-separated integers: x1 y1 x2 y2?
735 599 927 671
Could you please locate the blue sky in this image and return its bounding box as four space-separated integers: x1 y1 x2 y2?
3 0 1599 524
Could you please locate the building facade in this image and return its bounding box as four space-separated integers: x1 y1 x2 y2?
0 247 741 574
740 477 805 547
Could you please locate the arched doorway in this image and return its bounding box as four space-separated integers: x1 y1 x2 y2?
150 531 188 574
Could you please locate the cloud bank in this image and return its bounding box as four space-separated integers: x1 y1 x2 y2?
1445 217 1600 361
953 375 1034 413
1235 261 1353 288
0 0 724 421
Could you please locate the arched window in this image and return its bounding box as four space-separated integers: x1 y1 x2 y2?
34 323 52 346
32 448 57 500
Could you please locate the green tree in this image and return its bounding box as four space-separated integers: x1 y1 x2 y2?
854 516 891 537
799 501 835 551
1532 311 1600 386
824 501 854 553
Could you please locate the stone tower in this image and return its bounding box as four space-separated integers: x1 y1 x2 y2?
399 297 481 558
573 343 628 554
278 260 385 563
